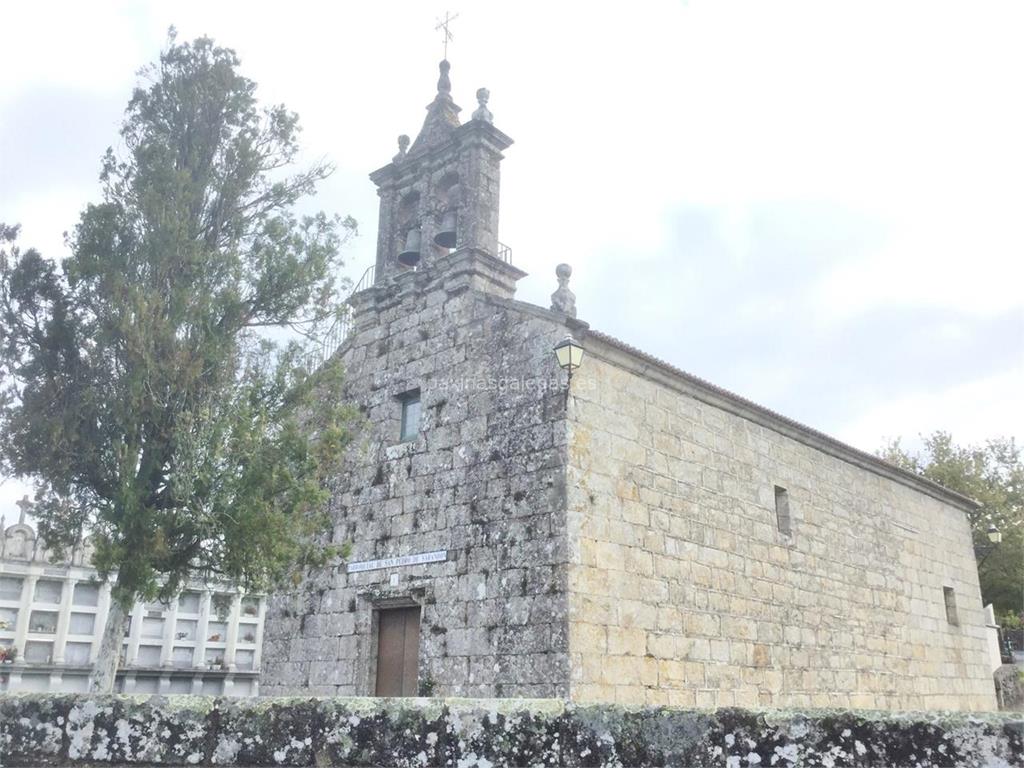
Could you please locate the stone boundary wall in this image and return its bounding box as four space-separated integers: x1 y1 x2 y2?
1 695 1022 767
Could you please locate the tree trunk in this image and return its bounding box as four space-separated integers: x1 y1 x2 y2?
89 585 130 693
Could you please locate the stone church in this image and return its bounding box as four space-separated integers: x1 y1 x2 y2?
260 60 996 711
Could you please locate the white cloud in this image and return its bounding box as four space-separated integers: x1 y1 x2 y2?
836 365 1024 454
812 204 1024 323
0 4 147 99
1 0 1022 519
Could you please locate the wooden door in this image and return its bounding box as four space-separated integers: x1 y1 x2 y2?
375 606 420 696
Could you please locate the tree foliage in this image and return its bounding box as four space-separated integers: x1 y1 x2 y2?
880 432 1023 618
0 32 357 688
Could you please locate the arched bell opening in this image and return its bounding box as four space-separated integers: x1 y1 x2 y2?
433 172 460 250
434 211 457 249
396 191 422 267
397 228 422 267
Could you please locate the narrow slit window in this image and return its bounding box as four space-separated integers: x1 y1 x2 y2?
943 586 959 626
399 390 421 442
774 485 791 536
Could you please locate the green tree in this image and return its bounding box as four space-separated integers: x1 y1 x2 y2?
0 33 357 691
880 432 1023 617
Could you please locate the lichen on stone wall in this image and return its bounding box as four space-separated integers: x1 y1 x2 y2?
1 694 1022 767
261 287 574 699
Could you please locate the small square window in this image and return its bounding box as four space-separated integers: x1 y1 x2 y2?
211 593 233 620
29 610 58 634
207 622 227 643
943 586 959 626
178 591 201 614
774 485 792 536
136 644 162 666
33 580 63 604
0 576 24 601
0 606 18 631
24 640 53 664
65 642 92 665
141 616 164 639
236 649 255 671
69 612 95 635
175 619 197 641
399 390 421 442
73 582 100 607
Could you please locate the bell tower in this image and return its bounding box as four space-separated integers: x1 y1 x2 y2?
369 60 521 291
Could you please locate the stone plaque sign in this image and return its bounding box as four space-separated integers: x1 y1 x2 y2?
346 550 448 574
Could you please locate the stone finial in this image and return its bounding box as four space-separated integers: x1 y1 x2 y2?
437 59 452 96
409 61 462 155
550 263 577 317
471 88 493 123
393 134 410 163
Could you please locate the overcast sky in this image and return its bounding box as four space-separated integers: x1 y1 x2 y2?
1 1 1022 516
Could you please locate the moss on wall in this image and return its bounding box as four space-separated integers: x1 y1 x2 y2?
1 694 1022 767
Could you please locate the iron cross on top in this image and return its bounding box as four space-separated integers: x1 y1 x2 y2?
435 11 459 59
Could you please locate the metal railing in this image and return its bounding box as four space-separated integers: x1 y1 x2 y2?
298 240 510 372
451 240 512 265
352 264 376 293
301 264 375 371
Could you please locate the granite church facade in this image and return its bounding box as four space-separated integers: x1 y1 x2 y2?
260 61 996 711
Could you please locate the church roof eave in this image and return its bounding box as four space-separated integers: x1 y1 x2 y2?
487 294 981 515
370 121 514 188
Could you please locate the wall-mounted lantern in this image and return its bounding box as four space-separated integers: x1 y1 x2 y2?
554 334 584 403
987 523 1003 545
975 522 1002 567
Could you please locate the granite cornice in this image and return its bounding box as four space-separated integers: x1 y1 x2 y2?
581 328 980 514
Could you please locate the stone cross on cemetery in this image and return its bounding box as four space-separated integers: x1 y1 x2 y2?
16 494 32 525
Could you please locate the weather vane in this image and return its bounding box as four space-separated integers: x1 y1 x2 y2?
435 11 459 60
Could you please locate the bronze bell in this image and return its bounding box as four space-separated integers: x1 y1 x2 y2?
433 210 457 249
397 228 422 267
